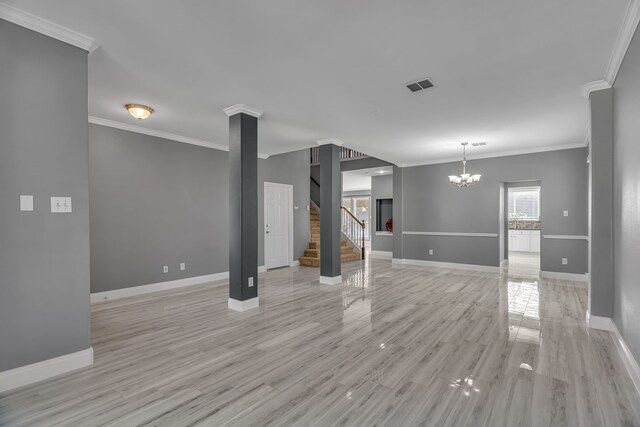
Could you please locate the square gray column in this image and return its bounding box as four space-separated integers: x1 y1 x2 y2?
225 105 262 311
588 88 614 318
319 143 342 284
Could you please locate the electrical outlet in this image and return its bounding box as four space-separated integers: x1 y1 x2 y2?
180 262 186 271
248 277 254 287
429 249 434 255
562 258 568 265
163 265 169 273
563 210 569 217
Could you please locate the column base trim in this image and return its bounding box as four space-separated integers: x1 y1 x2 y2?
539 271 588 282
228 297 259 312
320 275 342 285
0 347 94 393
587 313 640 396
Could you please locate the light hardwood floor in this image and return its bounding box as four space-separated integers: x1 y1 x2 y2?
1 258 639 426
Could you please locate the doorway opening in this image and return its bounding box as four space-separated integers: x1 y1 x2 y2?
506 183 541 276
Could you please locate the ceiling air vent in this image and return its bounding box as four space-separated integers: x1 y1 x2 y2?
406 77 435 93
471 142 487 147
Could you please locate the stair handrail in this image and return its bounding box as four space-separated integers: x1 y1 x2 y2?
340 206 365 259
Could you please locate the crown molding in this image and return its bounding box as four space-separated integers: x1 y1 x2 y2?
581 80 612 99
223 104 263 118
0 3 98 53
605 0 640 85
316 138 344 146
89 116 270 158
400 141 588 168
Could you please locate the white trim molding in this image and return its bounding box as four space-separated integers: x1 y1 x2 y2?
223 104 263 118
0 348 93 393
91 272 229 303
587 314 640 395
289 260 300 267
375 231 393 236
258 265 267 273
89 116 270 158
403 231 498 238
0 3 98 53
540 270 588 282
369 250 392 259
320 275 343 285
228 297 259 312
605 0 640 85
581 80 612 99
393 258 500 273
542 235 589 241
316 138 344 146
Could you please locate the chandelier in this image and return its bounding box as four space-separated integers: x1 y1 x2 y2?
448 142 481 187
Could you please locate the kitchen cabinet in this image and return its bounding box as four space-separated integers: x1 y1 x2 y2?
508 230 540 253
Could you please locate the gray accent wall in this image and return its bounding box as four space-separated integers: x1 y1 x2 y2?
371 175 393 252
258 149 311 264
89 124 230 293
397 148 588 272
612 26 640 362
0 21 90 371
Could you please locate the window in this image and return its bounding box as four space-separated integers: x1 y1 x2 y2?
508 187 540 220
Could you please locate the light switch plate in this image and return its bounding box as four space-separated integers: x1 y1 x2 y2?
429 249 434 255
248 277 254 287
180 262 186 271
563 210 569 217
51 197 72 213
20 195 34 212
562 258 568 265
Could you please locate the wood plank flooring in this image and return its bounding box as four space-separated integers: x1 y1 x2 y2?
1 258 639 426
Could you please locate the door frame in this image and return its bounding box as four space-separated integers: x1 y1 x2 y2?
264 182 294 269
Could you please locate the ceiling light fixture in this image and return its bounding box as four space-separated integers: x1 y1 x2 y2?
448 142 481 188
125 104 154 121
377 170 385 174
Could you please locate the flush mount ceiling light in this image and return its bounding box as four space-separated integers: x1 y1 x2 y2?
448 142 482 188
125 104 154 121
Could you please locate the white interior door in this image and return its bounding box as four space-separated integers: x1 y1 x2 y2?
265 183 290 269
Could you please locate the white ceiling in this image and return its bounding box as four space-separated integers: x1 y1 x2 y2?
2 0 630 165
342 166 393 192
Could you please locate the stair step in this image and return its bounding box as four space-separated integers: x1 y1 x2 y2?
304 246 356 258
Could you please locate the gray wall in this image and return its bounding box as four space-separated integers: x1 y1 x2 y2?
0 21 90 371
258 149 311 263
89 124 230 293
396 148 588 272
612 26 640 361
89 124 310 292
371 175 393 252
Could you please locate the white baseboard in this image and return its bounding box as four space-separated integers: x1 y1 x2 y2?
500 259 509 267
392 258 403 265
289 260 300 267
91 272 229 303
587 314 640 396
392 258 500 273
540 270 588 282
258 265 267 273
369 250 392 259
228 297 259 312
320 275 342 285
0 347 93 393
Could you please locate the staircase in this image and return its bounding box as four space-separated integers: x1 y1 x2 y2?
299 208 361 267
